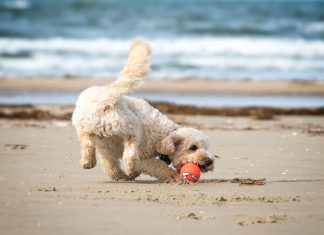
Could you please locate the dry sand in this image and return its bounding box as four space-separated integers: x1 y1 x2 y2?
2 77 324 95
0 114 324 235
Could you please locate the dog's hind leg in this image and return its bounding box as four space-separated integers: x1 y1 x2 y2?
97 146 130 181
122 134 142 180
117 108 142 180
78 130 96 169
100 157 130 181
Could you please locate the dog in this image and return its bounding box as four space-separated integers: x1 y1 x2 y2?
72 40 214 181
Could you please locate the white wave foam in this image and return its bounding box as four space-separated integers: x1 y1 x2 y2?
180 56 324 71
0 37 324 79
152 37 324 57
1 37 324 57
0 38 130 55
3 0 30 10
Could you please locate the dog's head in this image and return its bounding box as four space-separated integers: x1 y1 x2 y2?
156 127 214 173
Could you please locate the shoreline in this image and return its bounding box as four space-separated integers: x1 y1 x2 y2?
1 103 323 120
1 77 324 95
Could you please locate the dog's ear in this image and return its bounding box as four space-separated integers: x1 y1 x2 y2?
156 133 183 155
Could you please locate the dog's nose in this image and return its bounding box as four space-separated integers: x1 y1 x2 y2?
205 158 213 166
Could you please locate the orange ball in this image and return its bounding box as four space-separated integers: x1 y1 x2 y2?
180 163 201 182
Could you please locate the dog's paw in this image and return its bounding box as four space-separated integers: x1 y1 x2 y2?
111 175 132 181
127 171 141 180
80 159 96 169
109 170 135 181
163 173 181 183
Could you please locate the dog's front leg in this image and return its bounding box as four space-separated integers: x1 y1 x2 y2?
78 130 96 169
122 135 141 180
140 159 179 182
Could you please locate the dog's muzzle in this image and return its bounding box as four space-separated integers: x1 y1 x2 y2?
198 158 213 168
198 157 214 172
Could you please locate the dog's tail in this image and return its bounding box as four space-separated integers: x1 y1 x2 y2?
105 39 151 104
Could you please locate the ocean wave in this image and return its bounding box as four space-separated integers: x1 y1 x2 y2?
305 22 324 33
2 37 324 57
2 0 30 10
0 37 324 79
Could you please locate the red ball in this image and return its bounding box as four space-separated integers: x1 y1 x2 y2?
180 163 201 182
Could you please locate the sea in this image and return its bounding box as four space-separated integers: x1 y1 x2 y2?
1 0 324 107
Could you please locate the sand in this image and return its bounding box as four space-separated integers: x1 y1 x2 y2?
2 77 324 95
1 76 324 234
1 114 324 235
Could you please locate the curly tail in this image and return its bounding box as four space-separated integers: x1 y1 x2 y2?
105 39 151 104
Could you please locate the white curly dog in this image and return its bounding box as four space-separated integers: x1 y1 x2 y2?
72 40 214 181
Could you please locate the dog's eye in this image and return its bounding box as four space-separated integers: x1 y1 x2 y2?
189 145 198 152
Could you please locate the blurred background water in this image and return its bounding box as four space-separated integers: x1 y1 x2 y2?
1 90 324 107
1 0 324 80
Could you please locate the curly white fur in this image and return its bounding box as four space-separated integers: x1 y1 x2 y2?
72 39 214 182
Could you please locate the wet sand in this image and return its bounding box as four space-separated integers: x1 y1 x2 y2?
0 114 324 235
1 104 324 121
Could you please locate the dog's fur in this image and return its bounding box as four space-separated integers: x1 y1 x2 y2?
72 40 214 181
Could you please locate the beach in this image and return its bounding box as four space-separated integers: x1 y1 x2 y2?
1 0 324 234
2 77 324 95
1 112 324 235
1 78 324 235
